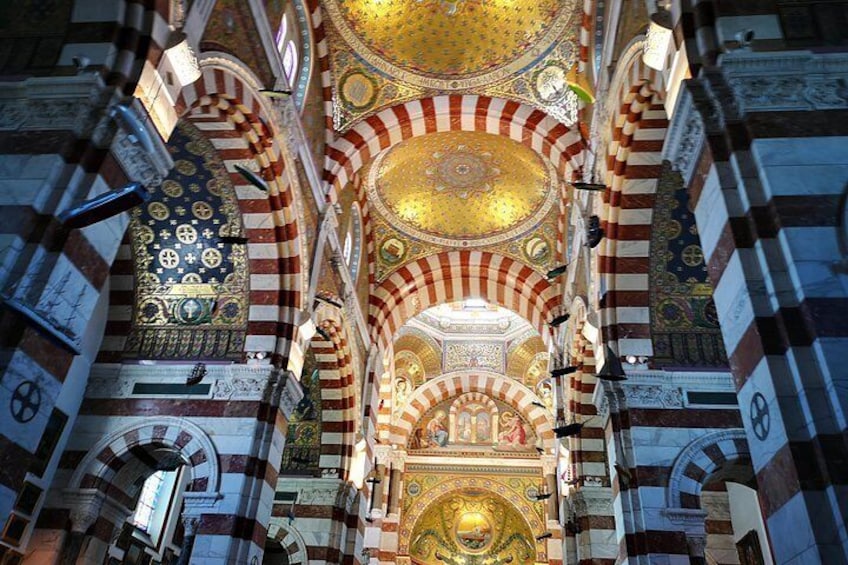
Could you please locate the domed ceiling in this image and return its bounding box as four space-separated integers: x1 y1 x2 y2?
366 131 557 246
325 0 583 130
327 0 565 83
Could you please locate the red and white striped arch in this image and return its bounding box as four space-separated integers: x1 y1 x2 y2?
70 417 220 502
101 62 307 364
598 46 669 359
324 95 585 197
311 313 358 480
369 251 562 349
391 371 555 447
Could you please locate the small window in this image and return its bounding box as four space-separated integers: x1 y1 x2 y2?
283 40 298 83
130 471 165 532
275 15 288 53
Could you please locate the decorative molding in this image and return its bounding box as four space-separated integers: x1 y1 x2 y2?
620 384 684 409
109 99 174 188
86 363 278 401
280 369 305 420
663 87 705 185
571 486 614 517
62 489 105 533
0 75 114 139
661 507 708 533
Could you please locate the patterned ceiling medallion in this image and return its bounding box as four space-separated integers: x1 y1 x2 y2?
533 62 570 104
323 0 578 90
366 131 557 247
340 70 378 111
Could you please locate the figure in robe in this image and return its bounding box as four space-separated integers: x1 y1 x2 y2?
498 412 526 446
426 411 449 447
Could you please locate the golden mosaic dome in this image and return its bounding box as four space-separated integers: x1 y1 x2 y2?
366 131 556 246
325 0 570 88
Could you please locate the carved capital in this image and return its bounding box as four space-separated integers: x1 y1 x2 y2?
687 534 707 557
661 507 708 535
62 489 105 533
279 369 305 420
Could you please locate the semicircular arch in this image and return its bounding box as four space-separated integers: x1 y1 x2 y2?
392 371 555 448
69 416 220 496
325 95 585 197
369 251 561 350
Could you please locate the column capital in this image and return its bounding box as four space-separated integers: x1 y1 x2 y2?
62 489 105 534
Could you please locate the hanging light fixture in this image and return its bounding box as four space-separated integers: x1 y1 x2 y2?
164 29 202 86
643 5 673 71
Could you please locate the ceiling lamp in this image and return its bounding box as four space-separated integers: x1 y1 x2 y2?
164 30 202 87
643 8 673 71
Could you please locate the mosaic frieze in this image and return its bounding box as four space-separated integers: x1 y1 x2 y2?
125 121 247 360
408 394 536 454
649 162 727 367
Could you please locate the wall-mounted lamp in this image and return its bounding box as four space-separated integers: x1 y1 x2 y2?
643 8 673 71
164 30 202 86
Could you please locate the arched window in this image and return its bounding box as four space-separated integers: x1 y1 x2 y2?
275 15 288 53
344 203 363 281
130 471 165 532
283 40 298 83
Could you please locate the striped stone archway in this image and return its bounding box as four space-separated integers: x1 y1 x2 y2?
325 94 585 196
369 251 562 350
100 61 308 365
598 44 669 359
391 371 556 448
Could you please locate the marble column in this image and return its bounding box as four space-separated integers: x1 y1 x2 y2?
387 449 407 517
175 515 200 565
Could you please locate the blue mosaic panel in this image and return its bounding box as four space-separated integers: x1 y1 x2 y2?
649 162 727 368
125 121 248 360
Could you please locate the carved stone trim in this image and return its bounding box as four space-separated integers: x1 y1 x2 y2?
109 99 173 188
62 489 105 533
661 507 708 535
663 87 705 186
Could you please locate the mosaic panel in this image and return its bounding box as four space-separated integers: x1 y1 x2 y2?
401 472 546 563
444 342 504 374
325 14 583 131
125 121 247 359
649 162 727 367
281 348 322 475
201 0 274 87
408 395 536 454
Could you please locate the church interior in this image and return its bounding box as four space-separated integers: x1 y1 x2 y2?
0 0 846 564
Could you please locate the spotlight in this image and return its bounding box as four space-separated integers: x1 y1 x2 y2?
111 103 156 154
535 532 553 541
58 182 150 229
553 423 584 438
546 264 569 279
535 446 545 454
596 346 627 381
315 327 332 341
219 235 250 245
734 28 755 47
532 491 552 501
315 295 344 309
259 88 294 98
531 401 547 408
572 182 607 192
234 164 269 192
549 313 570 327
586 215 604 249
550 366 578 378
